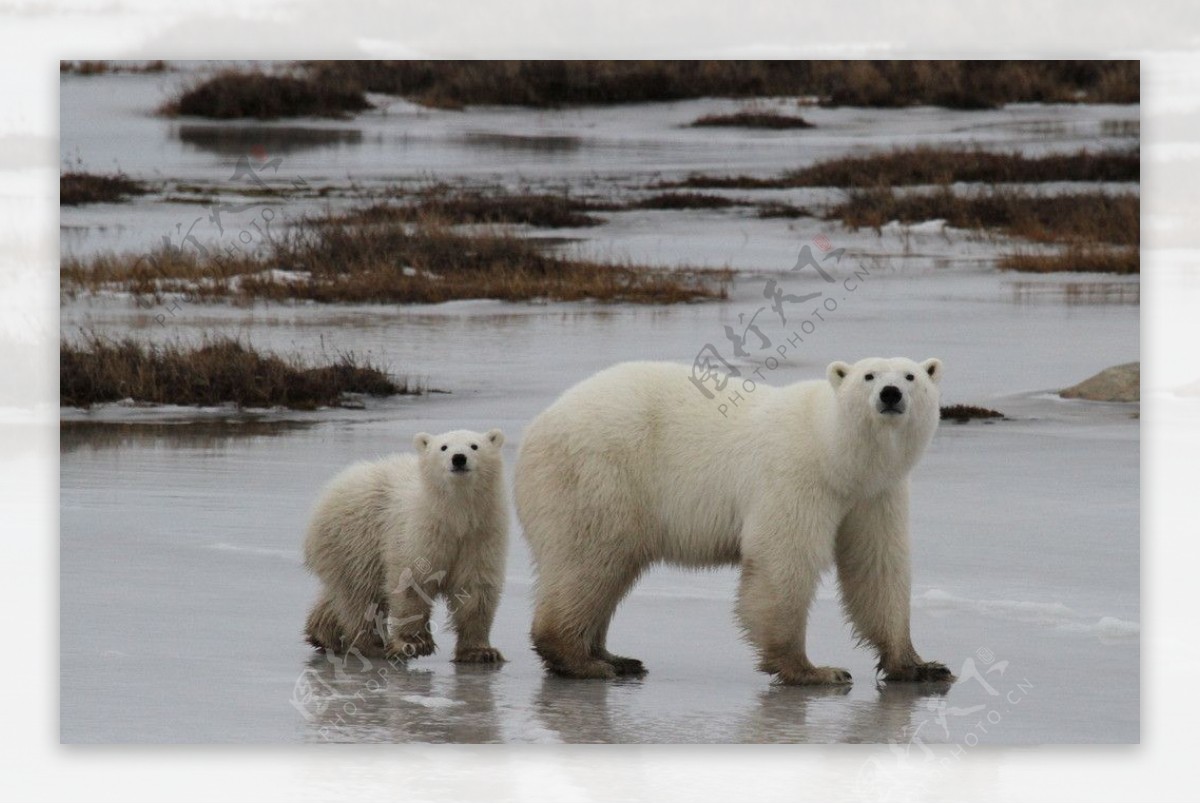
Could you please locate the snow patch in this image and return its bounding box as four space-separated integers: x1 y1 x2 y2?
916 589 1138 639
401 695 463 709
210 542 299 561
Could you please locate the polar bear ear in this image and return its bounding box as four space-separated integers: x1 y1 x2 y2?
921 358 943 384
485 428 505 447
413 432 432 452
827 361 852 389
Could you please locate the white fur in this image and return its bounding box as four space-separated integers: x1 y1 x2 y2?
303 428 509 663
514 359 952 684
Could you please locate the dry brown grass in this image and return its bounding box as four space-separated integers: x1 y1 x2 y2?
304 60 1138 109
61 332 412 409
785 147 1136 187
61 212 730 305
61 171 147 206
661 147 1139 190
691 110 814 129
999 246 1139 274
756 202 814 219
829 187 1139 247
657 175 782 190
60 60 167 75
161 69 373 120
940 404 1005 422
632 193 739 210
346 190 612 228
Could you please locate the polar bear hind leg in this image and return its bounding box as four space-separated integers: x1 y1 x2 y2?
531 551 648 679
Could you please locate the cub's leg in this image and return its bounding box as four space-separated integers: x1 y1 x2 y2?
383 565 437 660
325 581 388 658
836 484 953 683
448 582 505 664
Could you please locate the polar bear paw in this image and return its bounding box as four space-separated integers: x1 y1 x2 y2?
883 661 955 683
774 665 853 686
454 646 507 664
602 654 647 677
386 633 436 660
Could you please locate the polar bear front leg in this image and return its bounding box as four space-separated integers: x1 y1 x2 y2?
835 485 954 683
449 582 505 664
384 566 437 660
737 511 851 686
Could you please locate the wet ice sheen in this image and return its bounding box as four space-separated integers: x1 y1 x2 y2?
59 70 1138 744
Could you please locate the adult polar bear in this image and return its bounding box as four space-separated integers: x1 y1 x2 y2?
514 358 953 685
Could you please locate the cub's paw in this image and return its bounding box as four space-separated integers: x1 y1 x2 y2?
776 666 853 686
544 657 619 680
884 661 955 683
454 646 506 664
606 655 647 677
386 633 436 660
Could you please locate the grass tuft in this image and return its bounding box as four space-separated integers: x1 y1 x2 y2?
691 110 814 129
61 212 730 305
756 201 813 219
999 245 1139 274
60 333 413 409
828 187 1139 247
346 190 611 228
632 193 739 210
60 60 167 75
61 171 147 206
940 404 1005 422
161 69 373 120
660 147 1139 190
303 60 1138 109
155 61 1139 118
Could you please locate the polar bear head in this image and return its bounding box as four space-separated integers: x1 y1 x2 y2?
413 428 505 489
826 357 943 434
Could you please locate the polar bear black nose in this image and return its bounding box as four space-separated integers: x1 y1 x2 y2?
880 385 903 406
452 453 467 468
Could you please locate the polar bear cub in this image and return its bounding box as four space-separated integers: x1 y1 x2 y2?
304 428 508 663
514 358 953 685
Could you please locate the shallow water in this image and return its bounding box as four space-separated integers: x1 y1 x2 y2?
59 69 1139 744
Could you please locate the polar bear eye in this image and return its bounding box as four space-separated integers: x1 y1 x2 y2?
440 445 448 451
470 444 478 450
864 373 874 381
906 373 915 381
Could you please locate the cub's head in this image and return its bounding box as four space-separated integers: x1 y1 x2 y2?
827 357 943 432
413 428 505 489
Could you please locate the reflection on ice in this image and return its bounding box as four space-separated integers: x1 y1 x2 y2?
59 418 317 454
459 132 583 152
1007 278 1139 305
174 124 365 156
292 652 962 744
295 653 504 743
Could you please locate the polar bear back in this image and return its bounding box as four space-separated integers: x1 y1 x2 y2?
303 455 419 592
516 361 837 566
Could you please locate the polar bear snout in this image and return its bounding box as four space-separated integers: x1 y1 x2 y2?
451 452 469 472
877 384 906 415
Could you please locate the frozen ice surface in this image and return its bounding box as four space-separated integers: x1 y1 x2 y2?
58 395 1139 744
59 71 1139 743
